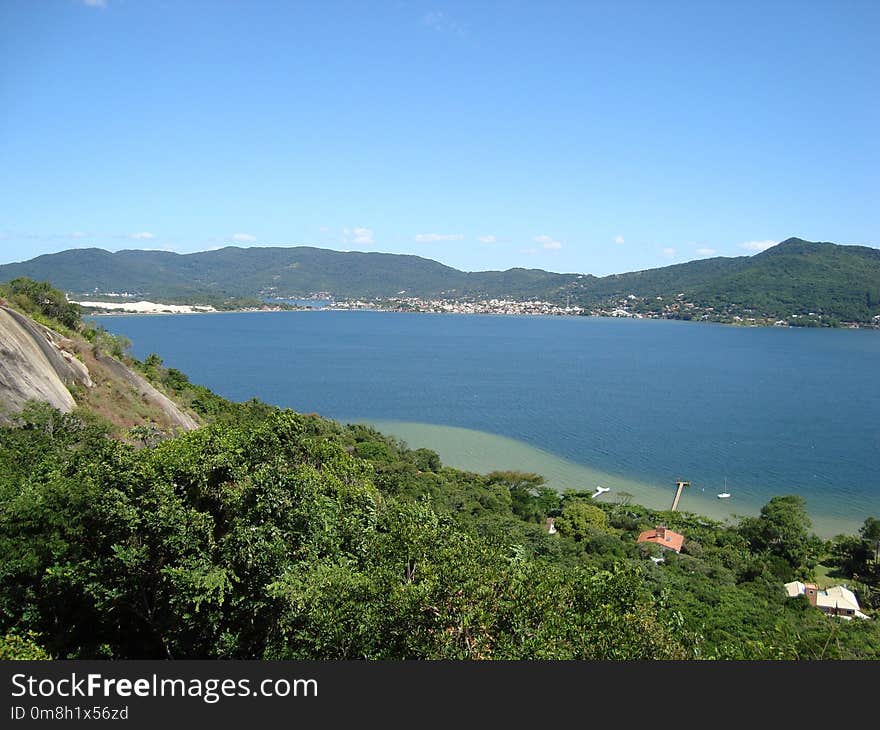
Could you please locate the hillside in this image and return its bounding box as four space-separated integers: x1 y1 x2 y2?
687 239 880 323
1 237 878 323
0 246 578 301
0 280 198 433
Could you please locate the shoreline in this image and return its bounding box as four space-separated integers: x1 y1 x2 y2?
81 304 880 329
348 418 868 539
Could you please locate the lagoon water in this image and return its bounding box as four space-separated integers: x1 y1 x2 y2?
100 311 880 536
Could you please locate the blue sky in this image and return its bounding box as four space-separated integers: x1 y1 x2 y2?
1 0 877 274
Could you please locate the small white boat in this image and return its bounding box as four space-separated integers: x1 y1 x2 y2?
717 492 731 499
592 486 610 498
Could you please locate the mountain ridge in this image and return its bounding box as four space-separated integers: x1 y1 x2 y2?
1 237 878 324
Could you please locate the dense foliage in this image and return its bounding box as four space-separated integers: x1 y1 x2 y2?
0 277 82 331
0 404 687 659
689 240 880 323
2 397 879 660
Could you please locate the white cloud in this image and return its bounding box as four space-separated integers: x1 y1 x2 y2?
344 227 374 245
741 239 776 252
70 232 87 239
478 235 497 244
423 10 465 36
130 232 156 240
614 235 625 245
662 247 676 258
696 247 717 256
534 234 562 250
232 233 257 243
414 233 464 243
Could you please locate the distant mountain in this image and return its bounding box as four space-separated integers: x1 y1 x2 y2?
687 239 880 322
1 237 878 323
583 238 880 322
0 246 582 302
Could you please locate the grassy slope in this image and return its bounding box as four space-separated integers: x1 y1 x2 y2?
0 294 202 436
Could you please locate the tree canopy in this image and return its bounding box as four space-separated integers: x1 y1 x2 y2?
3 400 878 660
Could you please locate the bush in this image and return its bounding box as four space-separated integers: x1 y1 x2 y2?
0 633 51 660
1 277 81 330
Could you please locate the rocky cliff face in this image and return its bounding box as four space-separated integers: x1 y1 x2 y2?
0 306 90 417
0 305 198 432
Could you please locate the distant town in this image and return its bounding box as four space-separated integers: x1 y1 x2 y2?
76 289 880 329
326 294 880 328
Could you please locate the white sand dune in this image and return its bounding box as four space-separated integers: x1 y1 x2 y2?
73 300 217 314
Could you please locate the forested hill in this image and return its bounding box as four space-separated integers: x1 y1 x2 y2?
0 246 582 301
1 237 879 322
587 238 880 324
688 239 880 323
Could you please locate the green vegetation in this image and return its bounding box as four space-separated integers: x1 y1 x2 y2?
0 632 52 660
0 276 132 356
1 238 878 324
0 277 82 332
687 240 880 324
0 405 686 659
2 397 879 660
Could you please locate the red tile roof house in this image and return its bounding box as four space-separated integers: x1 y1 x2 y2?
637 525 685 553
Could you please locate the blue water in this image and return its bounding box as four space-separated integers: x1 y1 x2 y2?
99 311 880 530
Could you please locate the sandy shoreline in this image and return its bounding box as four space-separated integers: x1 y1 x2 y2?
77 302 324 316
354 418 866 539
73 300 219 314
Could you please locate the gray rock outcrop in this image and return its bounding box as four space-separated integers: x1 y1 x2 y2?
0 305 197 431
0 306 89 418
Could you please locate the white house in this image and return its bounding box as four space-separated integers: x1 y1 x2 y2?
784 581 869 620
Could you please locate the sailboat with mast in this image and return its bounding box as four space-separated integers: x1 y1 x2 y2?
717 477 731 499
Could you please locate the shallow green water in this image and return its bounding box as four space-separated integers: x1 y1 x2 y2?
357 419 858 538
101 311 880 538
